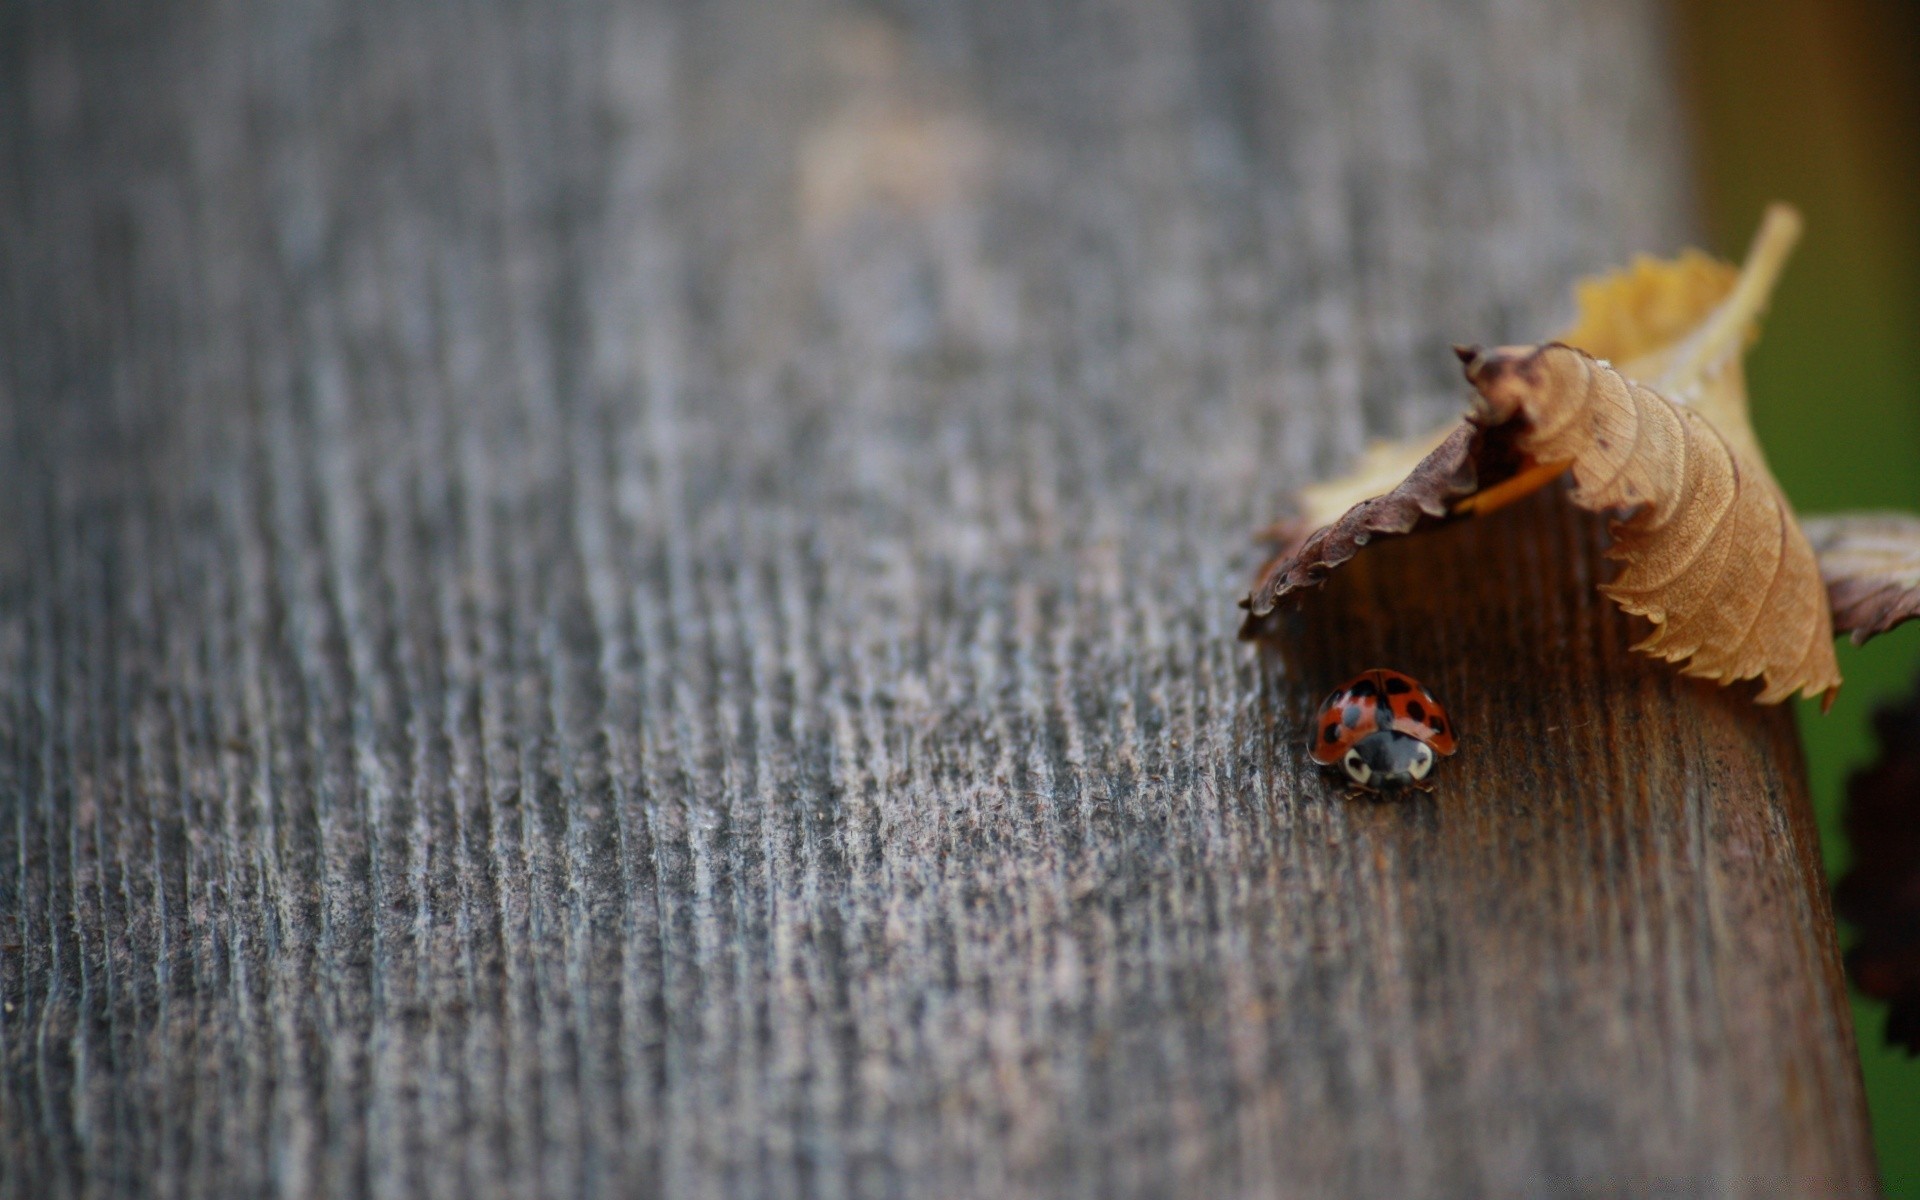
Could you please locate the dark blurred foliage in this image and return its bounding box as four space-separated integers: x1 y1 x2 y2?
1837 682 1920 1055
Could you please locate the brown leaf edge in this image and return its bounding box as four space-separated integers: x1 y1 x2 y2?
1238 355 1541 640
1805 513 1920 645
1240 422 1476 639
1834 675 1920 1055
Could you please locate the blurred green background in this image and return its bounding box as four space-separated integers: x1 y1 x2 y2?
1678 0 1920 1188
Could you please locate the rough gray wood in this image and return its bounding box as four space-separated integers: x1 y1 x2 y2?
0 0 1877 1196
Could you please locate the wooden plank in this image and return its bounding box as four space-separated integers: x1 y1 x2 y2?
0 0 1876 1195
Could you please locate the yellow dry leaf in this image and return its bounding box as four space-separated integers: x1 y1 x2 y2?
1557 249 1740 371
1246 204 1844 705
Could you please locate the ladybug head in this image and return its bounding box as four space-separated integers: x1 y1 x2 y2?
1341 730 1435 789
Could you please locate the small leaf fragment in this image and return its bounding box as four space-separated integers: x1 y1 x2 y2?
1806 513 1920 643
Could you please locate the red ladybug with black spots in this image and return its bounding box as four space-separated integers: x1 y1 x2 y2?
1310 669 1457 794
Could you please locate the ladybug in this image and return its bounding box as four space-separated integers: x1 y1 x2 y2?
1310 669 1457 794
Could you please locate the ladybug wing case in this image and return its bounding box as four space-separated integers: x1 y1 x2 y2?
1372 669 1458 755
1308 684 1384 764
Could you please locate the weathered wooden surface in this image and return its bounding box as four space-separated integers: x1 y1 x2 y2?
0 0 1877 1196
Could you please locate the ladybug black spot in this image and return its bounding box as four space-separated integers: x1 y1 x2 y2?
1348 680 1379 699
1385 677 1411 695
1432 717 1447 735
1323 723 1341 744
1405 700 1426 722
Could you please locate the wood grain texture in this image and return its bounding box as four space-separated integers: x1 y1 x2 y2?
0 0 1875 1196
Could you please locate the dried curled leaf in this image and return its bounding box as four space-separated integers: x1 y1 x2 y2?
1835 679 1920 1055
1805 513 1920 644
1244 205 1845 704
1462 343 1839 703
